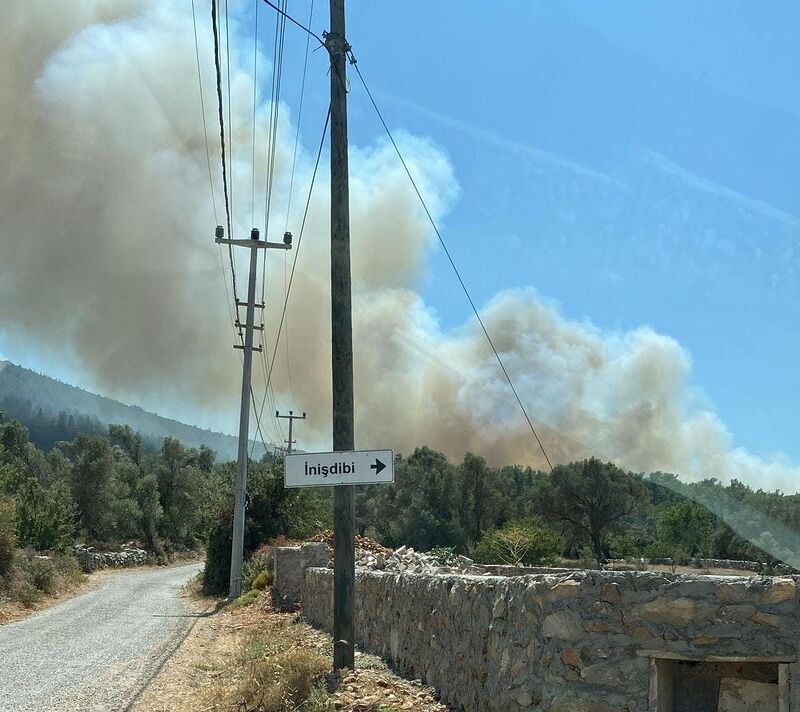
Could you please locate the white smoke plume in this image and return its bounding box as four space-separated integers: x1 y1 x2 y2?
1 1 798 493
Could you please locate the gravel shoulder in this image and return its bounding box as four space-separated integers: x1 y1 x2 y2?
0 562 203 712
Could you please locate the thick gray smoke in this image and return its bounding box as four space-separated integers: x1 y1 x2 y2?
1 1 798 493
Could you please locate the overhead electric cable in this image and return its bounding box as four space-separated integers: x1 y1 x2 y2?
351 61 554 472
258 0 323 46
253 0 289 448
191 0 218 225
251 0 259 226
284 0 314 231
261 0 287 258
224 0 235 234
210 0 239 308
252 107 330 442
281 0 314 409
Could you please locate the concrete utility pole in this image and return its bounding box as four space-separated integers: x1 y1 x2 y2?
276 410 306 454
325 0 356 672
215 226 291 600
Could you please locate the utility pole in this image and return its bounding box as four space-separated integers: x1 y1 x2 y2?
216 225 291 600
325 0 356 672
276 410 306 454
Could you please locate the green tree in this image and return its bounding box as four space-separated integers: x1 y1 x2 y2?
368 448 466 551
135 473 163 551
656 500 714 558
69 434 115 540
0 496 16 580
537 458 646 566
474 518 562 566
155 438 216 547
459 452 491 546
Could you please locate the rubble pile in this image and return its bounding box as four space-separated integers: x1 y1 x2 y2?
310 530 390 555
310 532 487 575
352 545 486 576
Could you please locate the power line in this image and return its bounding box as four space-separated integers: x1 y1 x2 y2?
224 0 234 235
259 0 323 46
250 0 259 226
210 0 239 309
282 0 315 408
254 0 289 448
351 60 554 472
191 0 218 225
262 0 287 256
252 107 331 440
284 0 315 232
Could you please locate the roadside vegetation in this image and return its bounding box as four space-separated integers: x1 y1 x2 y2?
3 404 799 617
0 497 85 620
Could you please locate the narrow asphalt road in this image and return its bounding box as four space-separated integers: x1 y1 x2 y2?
0 562 204 712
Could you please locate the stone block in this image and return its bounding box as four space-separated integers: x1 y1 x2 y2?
542 610 583 641
633 597 697 625
717 677 779 712
761 579 797 606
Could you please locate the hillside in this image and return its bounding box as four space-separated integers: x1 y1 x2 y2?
0 361 264 460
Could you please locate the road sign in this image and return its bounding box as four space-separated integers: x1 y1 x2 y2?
284 449 394 488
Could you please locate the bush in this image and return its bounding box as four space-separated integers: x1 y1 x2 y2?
11 577 42 607
251 570 271 590
474 518 562 566
22 556 57 594
243 549 272 592
202 513 232 596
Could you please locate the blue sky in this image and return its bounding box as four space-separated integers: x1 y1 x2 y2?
275 1 800 461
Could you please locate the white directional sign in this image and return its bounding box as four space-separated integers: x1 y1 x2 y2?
284 449 394 488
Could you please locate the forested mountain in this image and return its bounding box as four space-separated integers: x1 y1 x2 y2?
0 361 264 459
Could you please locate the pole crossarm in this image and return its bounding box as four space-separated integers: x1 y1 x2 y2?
215 236 291 250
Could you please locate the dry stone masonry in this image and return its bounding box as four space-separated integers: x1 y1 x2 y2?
297 563 800 711
73 544 148 572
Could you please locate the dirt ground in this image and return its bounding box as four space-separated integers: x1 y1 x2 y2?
132 580 448 712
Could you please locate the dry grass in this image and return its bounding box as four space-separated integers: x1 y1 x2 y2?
133 588 448 712
0 552 88 625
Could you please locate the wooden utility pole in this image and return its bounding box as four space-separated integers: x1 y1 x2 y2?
326 0 356 672
216 226 291 600
276 410 306 454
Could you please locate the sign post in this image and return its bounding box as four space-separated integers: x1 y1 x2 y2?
285 450 394 488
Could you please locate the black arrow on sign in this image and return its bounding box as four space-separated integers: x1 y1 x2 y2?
370 458 386 475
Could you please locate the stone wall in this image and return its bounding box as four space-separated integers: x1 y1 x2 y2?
73 545 148 572
301 568 800 711
272 542 328 611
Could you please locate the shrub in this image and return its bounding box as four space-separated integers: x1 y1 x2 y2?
251 570 271 590
11 577 42 607
242 549 272 592
22 556 57 594
202 513 232 596
474 518 562 566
